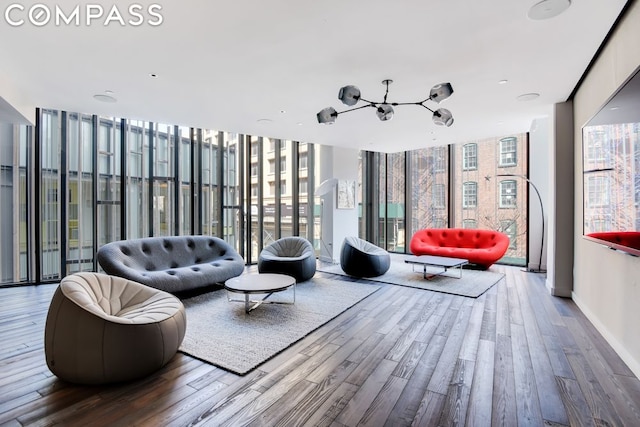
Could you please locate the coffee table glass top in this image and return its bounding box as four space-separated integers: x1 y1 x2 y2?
224 273 295 294
224 273 296 313
404 255 469 280
404 255 469 268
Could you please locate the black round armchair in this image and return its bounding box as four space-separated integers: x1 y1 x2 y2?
258 237 316 282
340 236 390 278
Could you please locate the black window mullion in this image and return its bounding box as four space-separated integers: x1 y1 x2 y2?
237 134 245 259
59 112 68 276
448 144 455 227
245 135 253 263
216 131 224 238
91 115 99 269
173 125 180 235
148 122 154 237
306 144 315 243
34 109 42 282
257 137 264 251
404 150 411 253
274 139 281 239
292 141 300 236
120 119 127 240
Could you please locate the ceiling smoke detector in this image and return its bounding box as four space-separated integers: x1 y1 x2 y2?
528 0 571 20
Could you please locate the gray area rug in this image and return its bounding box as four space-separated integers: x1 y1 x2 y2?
179 276 380 375
318 255 504 298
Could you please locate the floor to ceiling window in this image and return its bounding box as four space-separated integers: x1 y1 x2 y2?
361 132 529 266
0 122 31 284
67 113 95 273
453 134 528 265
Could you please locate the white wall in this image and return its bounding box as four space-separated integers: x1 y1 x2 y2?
318 145 360 263
529 117 551 272
546 102 575 298
0 74 35 125
572 1 640 377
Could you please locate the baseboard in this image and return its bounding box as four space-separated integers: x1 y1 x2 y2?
546 278 571 297
571 291 640 379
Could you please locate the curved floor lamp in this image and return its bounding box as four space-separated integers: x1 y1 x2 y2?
497 173 546 273
315 178 339 263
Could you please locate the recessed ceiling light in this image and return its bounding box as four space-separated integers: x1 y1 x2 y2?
516 93 540 101
280 110 286 114
610 106 620 110
257 118 273 124
93 94 117 103
297 122 303 126
104 90 114 94
498 80 508 85
528 0 571 20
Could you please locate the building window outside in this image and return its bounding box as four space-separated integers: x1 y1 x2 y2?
250 162 258 177
463 181 477 208
499 137 517 166
433 184 446 208
268 181 275 196
268 159 275 174
586 130 608 162
432 218 446 228
500 180 517 208
299 153 308 169
590 217 612 232
299 178 308 194
251 184 258 197
280 156 286 173
281 180 287 195
250 141 258 156
500 220 517 249
462 219 477 229
587 175 610 207
462 143 477 170
434 147 446 172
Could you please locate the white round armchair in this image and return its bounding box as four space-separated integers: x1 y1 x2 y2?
44 272 186 385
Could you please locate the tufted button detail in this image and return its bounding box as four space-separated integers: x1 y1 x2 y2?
141 244 151 255
167 270 176 275
146 263 155 271
191 267 200 272
212 262 221 267
170 262 179 268
163 239 173 250
120 246 131 256
186 239 195 250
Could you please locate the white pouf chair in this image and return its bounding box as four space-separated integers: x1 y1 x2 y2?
44 272 186 385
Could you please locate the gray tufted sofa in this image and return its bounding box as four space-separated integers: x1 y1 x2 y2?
258 236 316 282
97 236 245 293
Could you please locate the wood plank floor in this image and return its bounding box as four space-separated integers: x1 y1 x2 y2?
1 266 639 426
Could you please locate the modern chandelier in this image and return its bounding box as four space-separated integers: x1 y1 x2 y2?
317 79 454 126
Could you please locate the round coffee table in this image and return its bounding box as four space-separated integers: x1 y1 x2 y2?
224 273 296 313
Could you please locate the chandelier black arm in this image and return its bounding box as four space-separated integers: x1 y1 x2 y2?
336 103 377 115
417 103 436 114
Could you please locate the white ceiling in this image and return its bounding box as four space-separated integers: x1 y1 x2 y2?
0 0 629 152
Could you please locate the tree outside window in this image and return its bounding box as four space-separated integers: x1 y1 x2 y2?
500 220 517 249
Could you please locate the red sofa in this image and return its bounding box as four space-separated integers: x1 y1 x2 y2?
410 228 510 269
